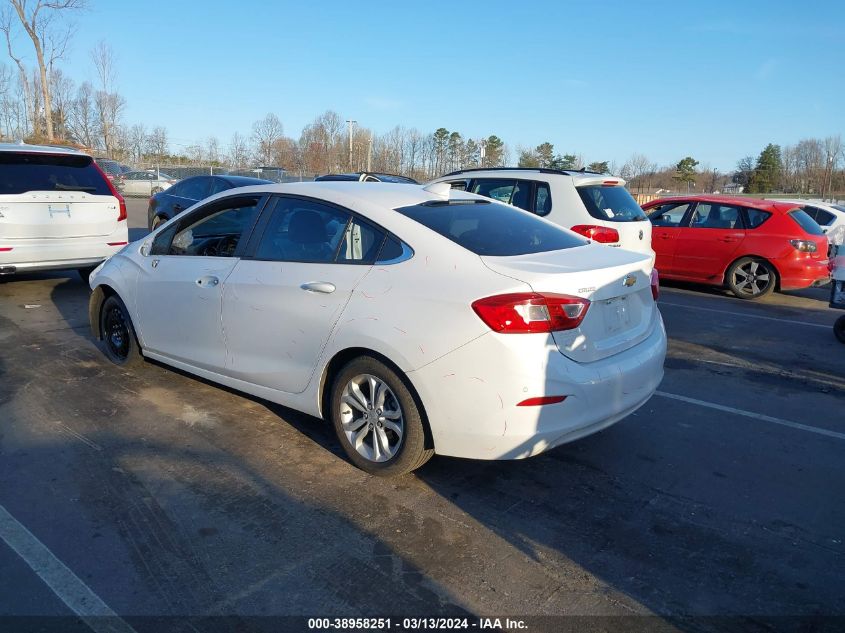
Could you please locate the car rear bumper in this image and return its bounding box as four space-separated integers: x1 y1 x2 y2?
0 230 128 274
408 312 667 460
778 256 830 290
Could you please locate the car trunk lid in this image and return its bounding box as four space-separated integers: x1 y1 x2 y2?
0 191 121 239
481 244 658 363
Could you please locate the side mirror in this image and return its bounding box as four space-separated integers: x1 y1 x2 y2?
140 242 151 256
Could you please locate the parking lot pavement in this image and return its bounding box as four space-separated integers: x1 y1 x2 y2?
0 197 843 629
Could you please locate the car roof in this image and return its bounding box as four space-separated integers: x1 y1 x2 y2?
646 194 800 214
0 141 89 156
770 198 845 211
435 167 625 186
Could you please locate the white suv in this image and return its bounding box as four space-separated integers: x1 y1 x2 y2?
428 168 653 256
0 143 128 281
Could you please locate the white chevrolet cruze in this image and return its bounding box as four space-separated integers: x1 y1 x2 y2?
0 143 128 281
89 181 666 475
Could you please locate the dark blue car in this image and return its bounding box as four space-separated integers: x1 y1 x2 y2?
147 175 272 230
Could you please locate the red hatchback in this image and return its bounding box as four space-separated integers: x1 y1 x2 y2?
642 195 829 300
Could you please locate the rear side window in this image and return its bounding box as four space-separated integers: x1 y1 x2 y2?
788 209 824 236
395 201 587 256
743 208 771 229
176 177 211 201
534 183 552 216
0 152 112 195
577 185 646 222
471 179 532 211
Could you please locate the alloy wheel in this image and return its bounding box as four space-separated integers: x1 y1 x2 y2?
339 374 404 462
732 260 771 297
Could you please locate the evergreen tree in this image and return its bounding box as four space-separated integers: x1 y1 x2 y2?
673 156 699 192
535 142 554 168
483 135 504 167
748 144 782 193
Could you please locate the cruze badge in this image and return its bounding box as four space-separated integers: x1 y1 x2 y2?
623 274 637 287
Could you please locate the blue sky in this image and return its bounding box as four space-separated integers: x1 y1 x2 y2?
49 0 845 170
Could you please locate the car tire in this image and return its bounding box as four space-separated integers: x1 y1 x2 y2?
98 295 143 367
835 315 845 344
77 266 98 284
330 356 433 476
726 257 776 300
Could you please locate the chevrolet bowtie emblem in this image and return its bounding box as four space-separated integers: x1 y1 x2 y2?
623 274 637 287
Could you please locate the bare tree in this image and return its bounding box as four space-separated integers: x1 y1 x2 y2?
251 113 283 165
3 0 84 140
91 41 124 155
66 79 95 147
146 126 168 163
128 123 146 162
228 132 249 169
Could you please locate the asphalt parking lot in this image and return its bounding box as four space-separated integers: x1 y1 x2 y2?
1 198 843 631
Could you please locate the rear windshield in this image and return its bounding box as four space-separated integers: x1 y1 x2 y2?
0 153 112 195
788 209 824 236
395 200 587 256
577 185 647 222
833 205 845 214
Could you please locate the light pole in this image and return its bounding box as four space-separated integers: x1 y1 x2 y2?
346 119 357 171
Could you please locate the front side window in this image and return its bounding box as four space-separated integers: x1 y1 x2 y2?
395 200 586 256
209 178 231 196
577 185 647 222
167 197 261 257
648 202 690 227
254 197 350 263
689 203 743 229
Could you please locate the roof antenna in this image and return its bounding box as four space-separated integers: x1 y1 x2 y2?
422 181 451 200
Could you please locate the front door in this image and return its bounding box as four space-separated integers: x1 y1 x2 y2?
646 201 692 275
222 196 386 393
135 195 264 372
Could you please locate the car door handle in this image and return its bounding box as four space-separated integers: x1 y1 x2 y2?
657 234 672 240
719 237 739 242
196 275 219 287
300 281 336 294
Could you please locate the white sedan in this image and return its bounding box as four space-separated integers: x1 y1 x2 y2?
89 181 666 475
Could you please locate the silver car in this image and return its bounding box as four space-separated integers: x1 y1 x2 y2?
117 171 176 197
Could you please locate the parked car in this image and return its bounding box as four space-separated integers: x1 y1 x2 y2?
90 181 666 476
116 170 177 198
0 143 128 282
315 172 419 184
642 195 829 299
427 167 653 256
95 158 123 182
769 199 845 243
147 175 273 230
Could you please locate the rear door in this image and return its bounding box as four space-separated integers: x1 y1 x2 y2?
135 194 265 371
673 202 747 280
221 196 383 393
0 151 121 240
646 201 693 275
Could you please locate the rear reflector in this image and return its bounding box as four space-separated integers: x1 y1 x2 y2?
570 225 620 243
472 293 590 333
107 241 128 246
517 396 567 407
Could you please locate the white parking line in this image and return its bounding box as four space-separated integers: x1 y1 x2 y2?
655 391 845 441
659 301 831 329
0 503 137 633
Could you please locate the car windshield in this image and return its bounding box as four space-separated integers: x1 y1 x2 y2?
788 209 825 236
395 200 587 256
0 152 112 195
577 185 647 222
832 205 845 214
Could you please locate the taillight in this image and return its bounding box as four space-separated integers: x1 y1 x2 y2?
570 225 620 243
789 239 817 253
0 247 12 252
471 293 590 334
650 268 660 301
92 160 128 221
